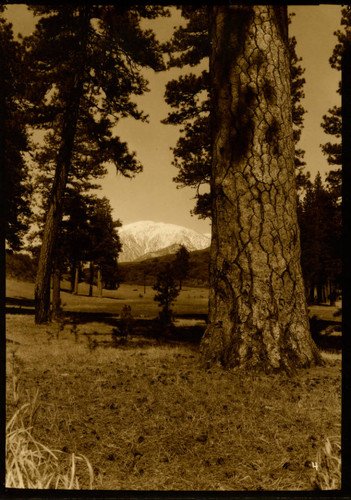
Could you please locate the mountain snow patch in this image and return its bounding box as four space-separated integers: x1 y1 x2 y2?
118 220 211 262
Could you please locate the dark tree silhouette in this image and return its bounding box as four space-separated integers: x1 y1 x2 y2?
297 173 341 304
86 197 122 298
1 11 32 250
172 245 190 290
153 264 180 326
320 6 349 201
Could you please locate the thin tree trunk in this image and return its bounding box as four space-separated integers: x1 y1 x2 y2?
89 261 94 297
34 9 90 324
97 267 103 297
73 265 79 295
34 82 84 321
200 6 322 372
70 263 75 293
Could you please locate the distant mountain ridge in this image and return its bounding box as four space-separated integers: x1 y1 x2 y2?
135 243 183 262
118 221 211 263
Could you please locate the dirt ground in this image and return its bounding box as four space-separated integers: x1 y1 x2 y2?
6 278 342 491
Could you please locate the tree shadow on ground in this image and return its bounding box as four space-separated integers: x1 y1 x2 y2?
6 297 35 307
67 293 125 300
310 316 342 351
5 299 341 351
66 312 206 345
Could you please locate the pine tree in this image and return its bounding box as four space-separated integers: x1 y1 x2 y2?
59 189 93 294
298 173 341 304
171 245 190 290
51 194 121 313
86 197 122 297
162 7 309 219
320 6 349 200
24 6 167 322
153 264 180 326
1 11 32 250
200 6 321 372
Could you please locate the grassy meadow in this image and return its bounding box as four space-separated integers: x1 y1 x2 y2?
5 277 341 491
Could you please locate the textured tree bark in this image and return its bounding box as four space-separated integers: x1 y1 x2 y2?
200 6 322 372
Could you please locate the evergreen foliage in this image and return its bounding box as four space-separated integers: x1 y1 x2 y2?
320 6 349 200
297 173 342 303
1 11 32 250
153 264 180 324
86 197 122 290
171 245 190 290
162 8 309 219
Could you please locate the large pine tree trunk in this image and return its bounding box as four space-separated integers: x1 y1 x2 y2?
34 10 89 324
200 6 322 372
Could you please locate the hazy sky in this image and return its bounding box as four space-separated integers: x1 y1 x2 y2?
5 5 342 235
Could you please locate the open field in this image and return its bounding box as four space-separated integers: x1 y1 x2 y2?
6 278 342 490
6 278 209 318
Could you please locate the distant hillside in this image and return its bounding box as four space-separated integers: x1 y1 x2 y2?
5 247 210 289
119 247 210 288
135 243 183 262
6 251 37 282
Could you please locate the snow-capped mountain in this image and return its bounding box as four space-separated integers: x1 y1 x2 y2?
118 221 211 263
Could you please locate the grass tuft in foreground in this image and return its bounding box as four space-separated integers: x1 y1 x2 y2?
312 437 341 490
6 392 94 489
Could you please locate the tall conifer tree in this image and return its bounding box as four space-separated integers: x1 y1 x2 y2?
24 5 167 322
320 6 349 200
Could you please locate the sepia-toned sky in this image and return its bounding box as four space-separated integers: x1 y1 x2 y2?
5 5 342 234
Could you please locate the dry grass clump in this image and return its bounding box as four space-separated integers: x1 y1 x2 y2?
312 437 341 490
6 389 94 489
